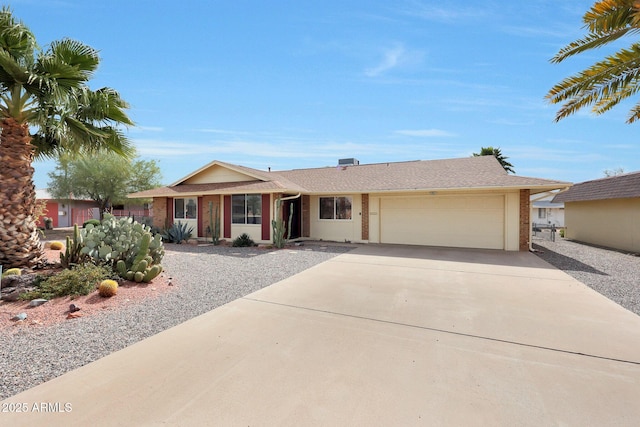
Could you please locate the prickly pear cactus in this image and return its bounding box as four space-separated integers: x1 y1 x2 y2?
81 214 165 282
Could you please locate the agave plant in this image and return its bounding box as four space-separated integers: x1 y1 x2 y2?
162 222 194 244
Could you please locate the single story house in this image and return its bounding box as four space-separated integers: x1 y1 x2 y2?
129 156 570 251
36 189 151 228
35 189 100 228
531 192 565 228
553 171 640 253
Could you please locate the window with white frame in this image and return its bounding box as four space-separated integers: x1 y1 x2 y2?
538 208 546 219
319 196 352 220
175 198 197 220
232 194 262 224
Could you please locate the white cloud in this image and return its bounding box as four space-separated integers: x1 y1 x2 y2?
394 129 457 137
400 2 490 23
365 45 406 77
129 125 164 133
364 44 424 77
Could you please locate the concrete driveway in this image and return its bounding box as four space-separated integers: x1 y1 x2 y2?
3 245 640 426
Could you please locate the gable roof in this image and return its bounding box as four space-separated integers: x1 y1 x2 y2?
553 171 640 203
129 156 571 198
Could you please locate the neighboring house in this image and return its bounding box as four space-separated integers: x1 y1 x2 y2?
531 192 565 228
35 190 151 228
129 156 570 251
553 171 640 253
35 189 100 228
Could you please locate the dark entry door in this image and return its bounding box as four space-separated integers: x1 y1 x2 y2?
283 198 301 239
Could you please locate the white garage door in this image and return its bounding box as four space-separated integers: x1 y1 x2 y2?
380 195 505 249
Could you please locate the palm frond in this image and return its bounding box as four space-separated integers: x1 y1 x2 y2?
47 38 99 78
550 29 636 63
0 6 37 60
583 0 636 33
626 99 640 122
0 48 30 84
547 42 640 121
76 87 134 126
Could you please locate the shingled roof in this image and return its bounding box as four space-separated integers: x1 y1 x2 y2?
130 156 570 198
553 171 640 203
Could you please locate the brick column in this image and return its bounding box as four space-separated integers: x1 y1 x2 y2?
361 194 369 240
519 189 530 251
152 197 167 230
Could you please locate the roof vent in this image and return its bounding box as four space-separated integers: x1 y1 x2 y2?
338 158 359 166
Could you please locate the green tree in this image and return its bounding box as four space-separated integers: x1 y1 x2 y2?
48 153 161 219
473 146 515 174
0 7 133 268
546 1 640 123
603 167 626 176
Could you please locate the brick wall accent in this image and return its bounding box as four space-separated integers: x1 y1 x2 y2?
361 193 369 240
519 189 530 251
223 195 231 239
262 194 271 241
302 195 310 237
152 197 167 230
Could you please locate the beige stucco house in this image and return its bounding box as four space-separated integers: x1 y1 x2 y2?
129 156 570 251
553 171 640 253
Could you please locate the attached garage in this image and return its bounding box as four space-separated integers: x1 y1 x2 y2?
378 194 506 250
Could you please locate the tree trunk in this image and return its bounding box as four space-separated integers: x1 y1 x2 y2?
0 117 44 268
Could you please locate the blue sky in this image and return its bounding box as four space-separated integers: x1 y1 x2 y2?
13 0 640 188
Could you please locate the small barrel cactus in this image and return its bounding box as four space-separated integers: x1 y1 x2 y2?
2 268 22 278
98 279 119 297
49 241 64 250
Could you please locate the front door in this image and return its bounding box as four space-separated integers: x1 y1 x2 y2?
283 198 301 239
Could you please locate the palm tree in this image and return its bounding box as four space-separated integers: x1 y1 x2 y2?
546 1 640 123
0 8 134 268
473 146 515 173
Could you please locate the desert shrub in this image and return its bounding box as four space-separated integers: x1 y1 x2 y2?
49 241 64 250
232 233 255 247
162 221 194 244
98 279 119 297
21 264 115 300
83 219 101 228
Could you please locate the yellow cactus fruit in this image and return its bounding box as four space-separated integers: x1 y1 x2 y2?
98 279 119 297
49 241 64 250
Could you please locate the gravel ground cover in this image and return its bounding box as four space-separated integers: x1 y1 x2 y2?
0 243 352 400
533 234 640 316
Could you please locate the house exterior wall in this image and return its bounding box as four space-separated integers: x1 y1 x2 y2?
531 206 565 228
565 198 640 253
361 193 369 241
183 165 257 184
36 201 59 228
519 190 530 251
152 198 168 230
227 193 273 244
309 194 363 243
505 192 520 251
151 189 526 251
